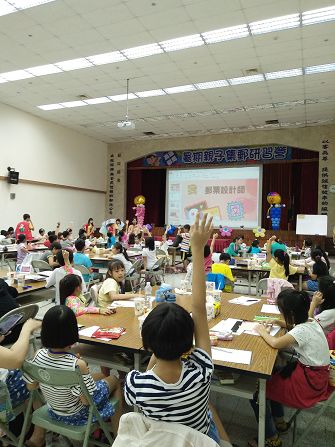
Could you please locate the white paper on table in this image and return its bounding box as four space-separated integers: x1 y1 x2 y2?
261 304 280 314
211 318 244 334
79 326 99 337
211 347 252 365
228 296 261 306
240 321 281 337
25 274 46 281
110 296 155 308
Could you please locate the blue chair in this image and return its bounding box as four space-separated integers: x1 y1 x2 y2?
206 273 225 290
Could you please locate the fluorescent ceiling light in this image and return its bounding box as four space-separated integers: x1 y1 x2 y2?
164 84 196 94
136 89 166 98
38 103 64 110
305 63 335 74
302 6 335 25
0 76 8 83
160 34 204 52
122 43 163 59
55 58 93 71
0 2 16 16
86 51 126 65
202 24 249 43
250 13 300 35
265 68 303 80
1 70 34 81
60 100 88 108
84 97 111 105
195 80 228 89
244 103 273 111
26 64 62 76
108 93 137 101
228 74 264 85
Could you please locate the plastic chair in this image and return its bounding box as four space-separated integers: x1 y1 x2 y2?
0 382 27 446
206 273 225 290
89 283 102 306
256 278 268 296
287 390 335 446
0 304 39 351
0 304 39 326
125 259 143 291
31 260 52 273
145 257 166 284
19 361 118 447
73 264 100 288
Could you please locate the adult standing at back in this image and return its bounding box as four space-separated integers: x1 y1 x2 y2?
15 213 34 241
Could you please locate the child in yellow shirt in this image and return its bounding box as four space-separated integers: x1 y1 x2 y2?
211 253 235 292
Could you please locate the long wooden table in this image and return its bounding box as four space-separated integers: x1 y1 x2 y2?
76 291 280 446
13 280 47 296
231 264 306 294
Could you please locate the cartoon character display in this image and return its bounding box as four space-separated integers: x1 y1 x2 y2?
267 192 285 230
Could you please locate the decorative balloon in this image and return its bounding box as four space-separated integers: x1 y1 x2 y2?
166 225 176 235
134 195 146 206
219 225 233 237
253 227 266 238
133 196 146 227
267 192 285 230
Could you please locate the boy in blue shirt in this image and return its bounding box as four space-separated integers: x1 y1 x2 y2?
73 238 93 283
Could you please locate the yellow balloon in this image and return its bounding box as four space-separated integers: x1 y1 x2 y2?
134 195 146 205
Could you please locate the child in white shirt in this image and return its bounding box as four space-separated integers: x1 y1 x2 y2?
309 275 335 335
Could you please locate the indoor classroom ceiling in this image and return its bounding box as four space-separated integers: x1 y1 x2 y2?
0 0 335 143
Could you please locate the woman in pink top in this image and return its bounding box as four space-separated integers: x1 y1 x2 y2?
15 213 34 241
203 233 218 272
59 274 113 316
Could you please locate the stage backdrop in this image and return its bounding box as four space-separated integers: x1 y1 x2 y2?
127 146 318 229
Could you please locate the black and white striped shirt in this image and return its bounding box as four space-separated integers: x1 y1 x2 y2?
124 348 213 434
24 349 96 416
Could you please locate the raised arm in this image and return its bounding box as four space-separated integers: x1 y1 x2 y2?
210 233 218 255
191 213 213 357
266 235 276 262
309 292 324 318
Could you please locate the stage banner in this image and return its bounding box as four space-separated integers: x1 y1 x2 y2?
143 145 291 167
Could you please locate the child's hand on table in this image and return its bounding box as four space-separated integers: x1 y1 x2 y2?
256 322 272 336
100 308 116 315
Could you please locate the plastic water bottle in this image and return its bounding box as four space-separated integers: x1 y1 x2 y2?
144 282 152 311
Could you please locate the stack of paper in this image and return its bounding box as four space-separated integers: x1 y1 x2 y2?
211 347 252 365
240 321 281 337
261 304 280 314
228 296 261 306
79 326 111 341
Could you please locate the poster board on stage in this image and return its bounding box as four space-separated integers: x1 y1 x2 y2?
296 214 328 236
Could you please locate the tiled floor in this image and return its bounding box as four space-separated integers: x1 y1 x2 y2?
1 263 335 446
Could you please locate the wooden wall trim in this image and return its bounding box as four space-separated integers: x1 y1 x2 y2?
0 176 106 194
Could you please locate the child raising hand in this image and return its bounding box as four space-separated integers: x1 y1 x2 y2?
124 213 234 447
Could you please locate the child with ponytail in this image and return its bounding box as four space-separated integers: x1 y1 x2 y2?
111 242 133 274
266 236 297 280
304 249 329 292
249 289 331 447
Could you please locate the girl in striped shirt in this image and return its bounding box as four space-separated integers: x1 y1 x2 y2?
59 274 113 316
125 213 235 447
24 305 122 432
